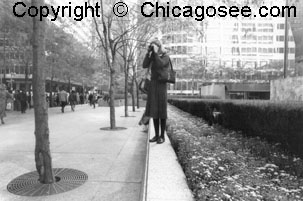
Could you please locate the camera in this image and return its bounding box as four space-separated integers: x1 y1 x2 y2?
148 45 154 52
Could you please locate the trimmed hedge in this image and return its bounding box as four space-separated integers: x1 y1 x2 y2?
168 98 303 157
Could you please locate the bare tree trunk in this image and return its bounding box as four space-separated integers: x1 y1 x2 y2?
32 0 54 184
124 69 129 117
109 66 116 129
2 31 6 84
132 64 137 111
25 61 29 92
131 76 135 112
49 76 53 107
68 77 71 92
135 79 140 109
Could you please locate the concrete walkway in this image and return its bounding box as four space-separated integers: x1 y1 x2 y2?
0 104 194 201
0 105 147 201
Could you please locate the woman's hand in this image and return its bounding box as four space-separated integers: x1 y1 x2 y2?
153 44 159 53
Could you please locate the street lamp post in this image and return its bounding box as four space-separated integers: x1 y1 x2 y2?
283 0 289 79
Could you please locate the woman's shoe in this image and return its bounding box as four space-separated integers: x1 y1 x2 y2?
157 137 165 144
149 136 158 143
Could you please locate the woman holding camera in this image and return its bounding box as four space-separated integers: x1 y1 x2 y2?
143 39 170 144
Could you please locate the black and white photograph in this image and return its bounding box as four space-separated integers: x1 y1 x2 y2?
0 0 303 200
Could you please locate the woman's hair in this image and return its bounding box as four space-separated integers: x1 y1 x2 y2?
150 38 165 54
150 39 161 48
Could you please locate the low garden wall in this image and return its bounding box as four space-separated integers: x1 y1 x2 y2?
200 84 226 99
168 98 303 157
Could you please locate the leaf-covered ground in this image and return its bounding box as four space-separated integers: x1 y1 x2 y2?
167 105 303 201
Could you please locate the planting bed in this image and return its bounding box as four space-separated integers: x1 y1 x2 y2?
167 104 303 201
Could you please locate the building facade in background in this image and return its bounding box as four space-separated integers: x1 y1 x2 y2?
159 0 297 94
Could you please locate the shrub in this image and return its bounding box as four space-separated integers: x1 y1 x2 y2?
168 98 303 157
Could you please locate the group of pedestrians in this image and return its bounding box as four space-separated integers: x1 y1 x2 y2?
57 88 104 113
7 90 32 114
57 88 78 113
50 91 85 108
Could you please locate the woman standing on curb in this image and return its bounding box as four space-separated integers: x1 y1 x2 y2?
0 84 13 124
143 39 170 144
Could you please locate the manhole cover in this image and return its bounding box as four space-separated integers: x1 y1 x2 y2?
7 168 88 196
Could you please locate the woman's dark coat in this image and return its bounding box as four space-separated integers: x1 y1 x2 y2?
143 51 170 119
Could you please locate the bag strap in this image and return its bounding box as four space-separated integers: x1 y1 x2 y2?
168 58 174 71
144 61 152 78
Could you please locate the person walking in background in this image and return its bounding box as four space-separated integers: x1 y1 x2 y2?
143 39 170 144
55 92 59 107
69 90 77 112
88 92 97 108
76 92 80 105
92 92 98 109
19 90 27 114
14 90 21 111
88 92 93 106
26 91 31 109
58 87 68 113
79 93 84 104
0 84 13 124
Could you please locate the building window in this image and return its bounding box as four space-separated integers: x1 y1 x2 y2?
232 47 240 55
177 46 181 53
183 34 187 43
188 46 193 53
176 34 182 43
188 34 193 43
276 35 284 41
172 46 176 53
172 58 177 66
20 65 25 74
289 48 295 53
277 24 285 29
182 46 187 54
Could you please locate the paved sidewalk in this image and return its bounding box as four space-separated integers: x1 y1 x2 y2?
0 105 147 201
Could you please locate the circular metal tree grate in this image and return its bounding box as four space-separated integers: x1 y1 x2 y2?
7 168 88 196
100 127 127 131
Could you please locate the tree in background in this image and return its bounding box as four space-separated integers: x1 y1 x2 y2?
89 0 153 128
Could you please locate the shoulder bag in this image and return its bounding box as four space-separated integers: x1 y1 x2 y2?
139 66 151 94
158 58 176 84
